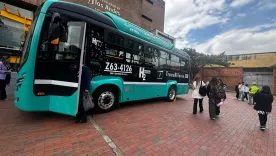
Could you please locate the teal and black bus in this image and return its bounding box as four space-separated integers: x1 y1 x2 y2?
15 0 191 116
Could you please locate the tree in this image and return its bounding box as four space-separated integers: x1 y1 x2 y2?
182 48 230 81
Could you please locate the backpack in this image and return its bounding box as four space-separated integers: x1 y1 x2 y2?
199 81 207 97
217 84 226 99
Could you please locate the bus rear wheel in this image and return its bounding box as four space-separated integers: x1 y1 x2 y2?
94 86 118 113
166 86 176 102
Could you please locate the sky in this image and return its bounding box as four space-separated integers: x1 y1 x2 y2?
164 0 276 55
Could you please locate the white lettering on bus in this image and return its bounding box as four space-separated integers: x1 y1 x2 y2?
105 62 132 74
166 72 186 78
139 67 146 81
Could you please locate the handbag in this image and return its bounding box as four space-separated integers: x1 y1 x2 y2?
83 92 94 111
199 81 207 96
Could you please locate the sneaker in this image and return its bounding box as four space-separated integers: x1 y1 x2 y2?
260 126 265 131
211 118 215 120
5 98 8 101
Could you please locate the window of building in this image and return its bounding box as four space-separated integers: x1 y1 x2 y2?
142 14 153 22
239 55 243 60
227 56 232 61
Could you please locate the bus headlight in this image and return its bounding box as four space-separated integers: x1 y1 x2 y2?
16 84 21 91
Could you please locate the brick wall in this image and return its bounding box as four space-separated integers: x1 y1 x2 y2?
273 68 276 95
202 67 243 91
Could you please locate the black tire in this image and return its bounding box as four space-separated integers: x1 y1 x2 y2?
93 86 118 113
166 86 176 102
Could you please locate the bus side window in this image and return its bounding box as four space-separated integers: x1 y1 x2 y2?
171 55 180 71
105 43 125 62
159 51 168 70
126 40 144 65
180 59 187 72
89 25 104 61
37 16 53 61
144 47 158 68
107 33 124 46
126 52 143 65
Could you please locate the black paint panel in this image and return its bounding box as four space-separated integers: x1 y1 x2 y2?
49 2 117 29
34 84 77 96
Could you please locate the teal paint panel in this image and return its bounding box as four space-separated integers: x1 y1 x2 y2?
15 12 48 111
90 76 124 101
49 91 79 116
121 84 135 102
103 12 174 50
134 84 166 100
177 85 185 95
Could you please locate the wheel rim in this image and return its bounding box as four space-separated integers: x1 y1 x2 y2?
169 88 176 100
98 91 115 110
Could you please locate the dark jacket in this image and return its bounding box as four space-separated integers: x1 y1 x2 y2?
80 65 91 92
206 85 211 98
235 85 239 92
208 84 226 103
254 91 274 112
5 73 11 86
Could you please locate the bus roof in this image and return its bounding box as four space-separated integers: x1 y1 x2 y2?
103 12 175 51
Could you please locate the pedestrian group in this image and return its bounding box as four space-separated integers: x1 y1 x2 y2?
192 77 274 131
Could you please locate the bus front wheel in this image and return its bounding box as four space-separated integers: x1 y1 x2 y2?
166 86 176 102
94 86 118 113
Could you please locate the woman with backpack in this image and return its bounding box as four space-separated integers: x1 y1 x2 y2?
192 76 206 114
254 86 274 131
207 77 226 120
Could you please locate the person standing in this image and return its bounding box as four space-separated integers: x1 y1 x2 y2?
238 82 244 100
192 76 206 114
0 56 10 100
235 83 240 100
242 84 249 102
249 82 259 105
254 86 274 130
76 65 92 123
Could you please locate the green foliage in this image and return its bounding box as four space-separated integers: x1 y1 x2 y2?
182 48 230 80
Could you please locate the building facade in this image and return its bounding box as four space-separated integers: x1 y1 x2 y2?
6 0 165 32
204 52 276 95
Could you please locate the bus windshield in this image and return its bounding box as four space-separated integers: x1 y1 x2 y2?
19 5 41 69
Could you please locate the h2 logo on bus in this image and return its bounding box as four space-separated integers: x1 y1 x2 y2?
105 62 132 73
139 67 146 81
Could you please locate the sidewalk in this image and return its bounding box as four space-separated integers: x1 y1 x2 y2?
0 99 114 156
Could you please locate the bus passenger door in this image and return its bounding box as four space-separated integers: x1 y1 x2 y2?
34 19 87 116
